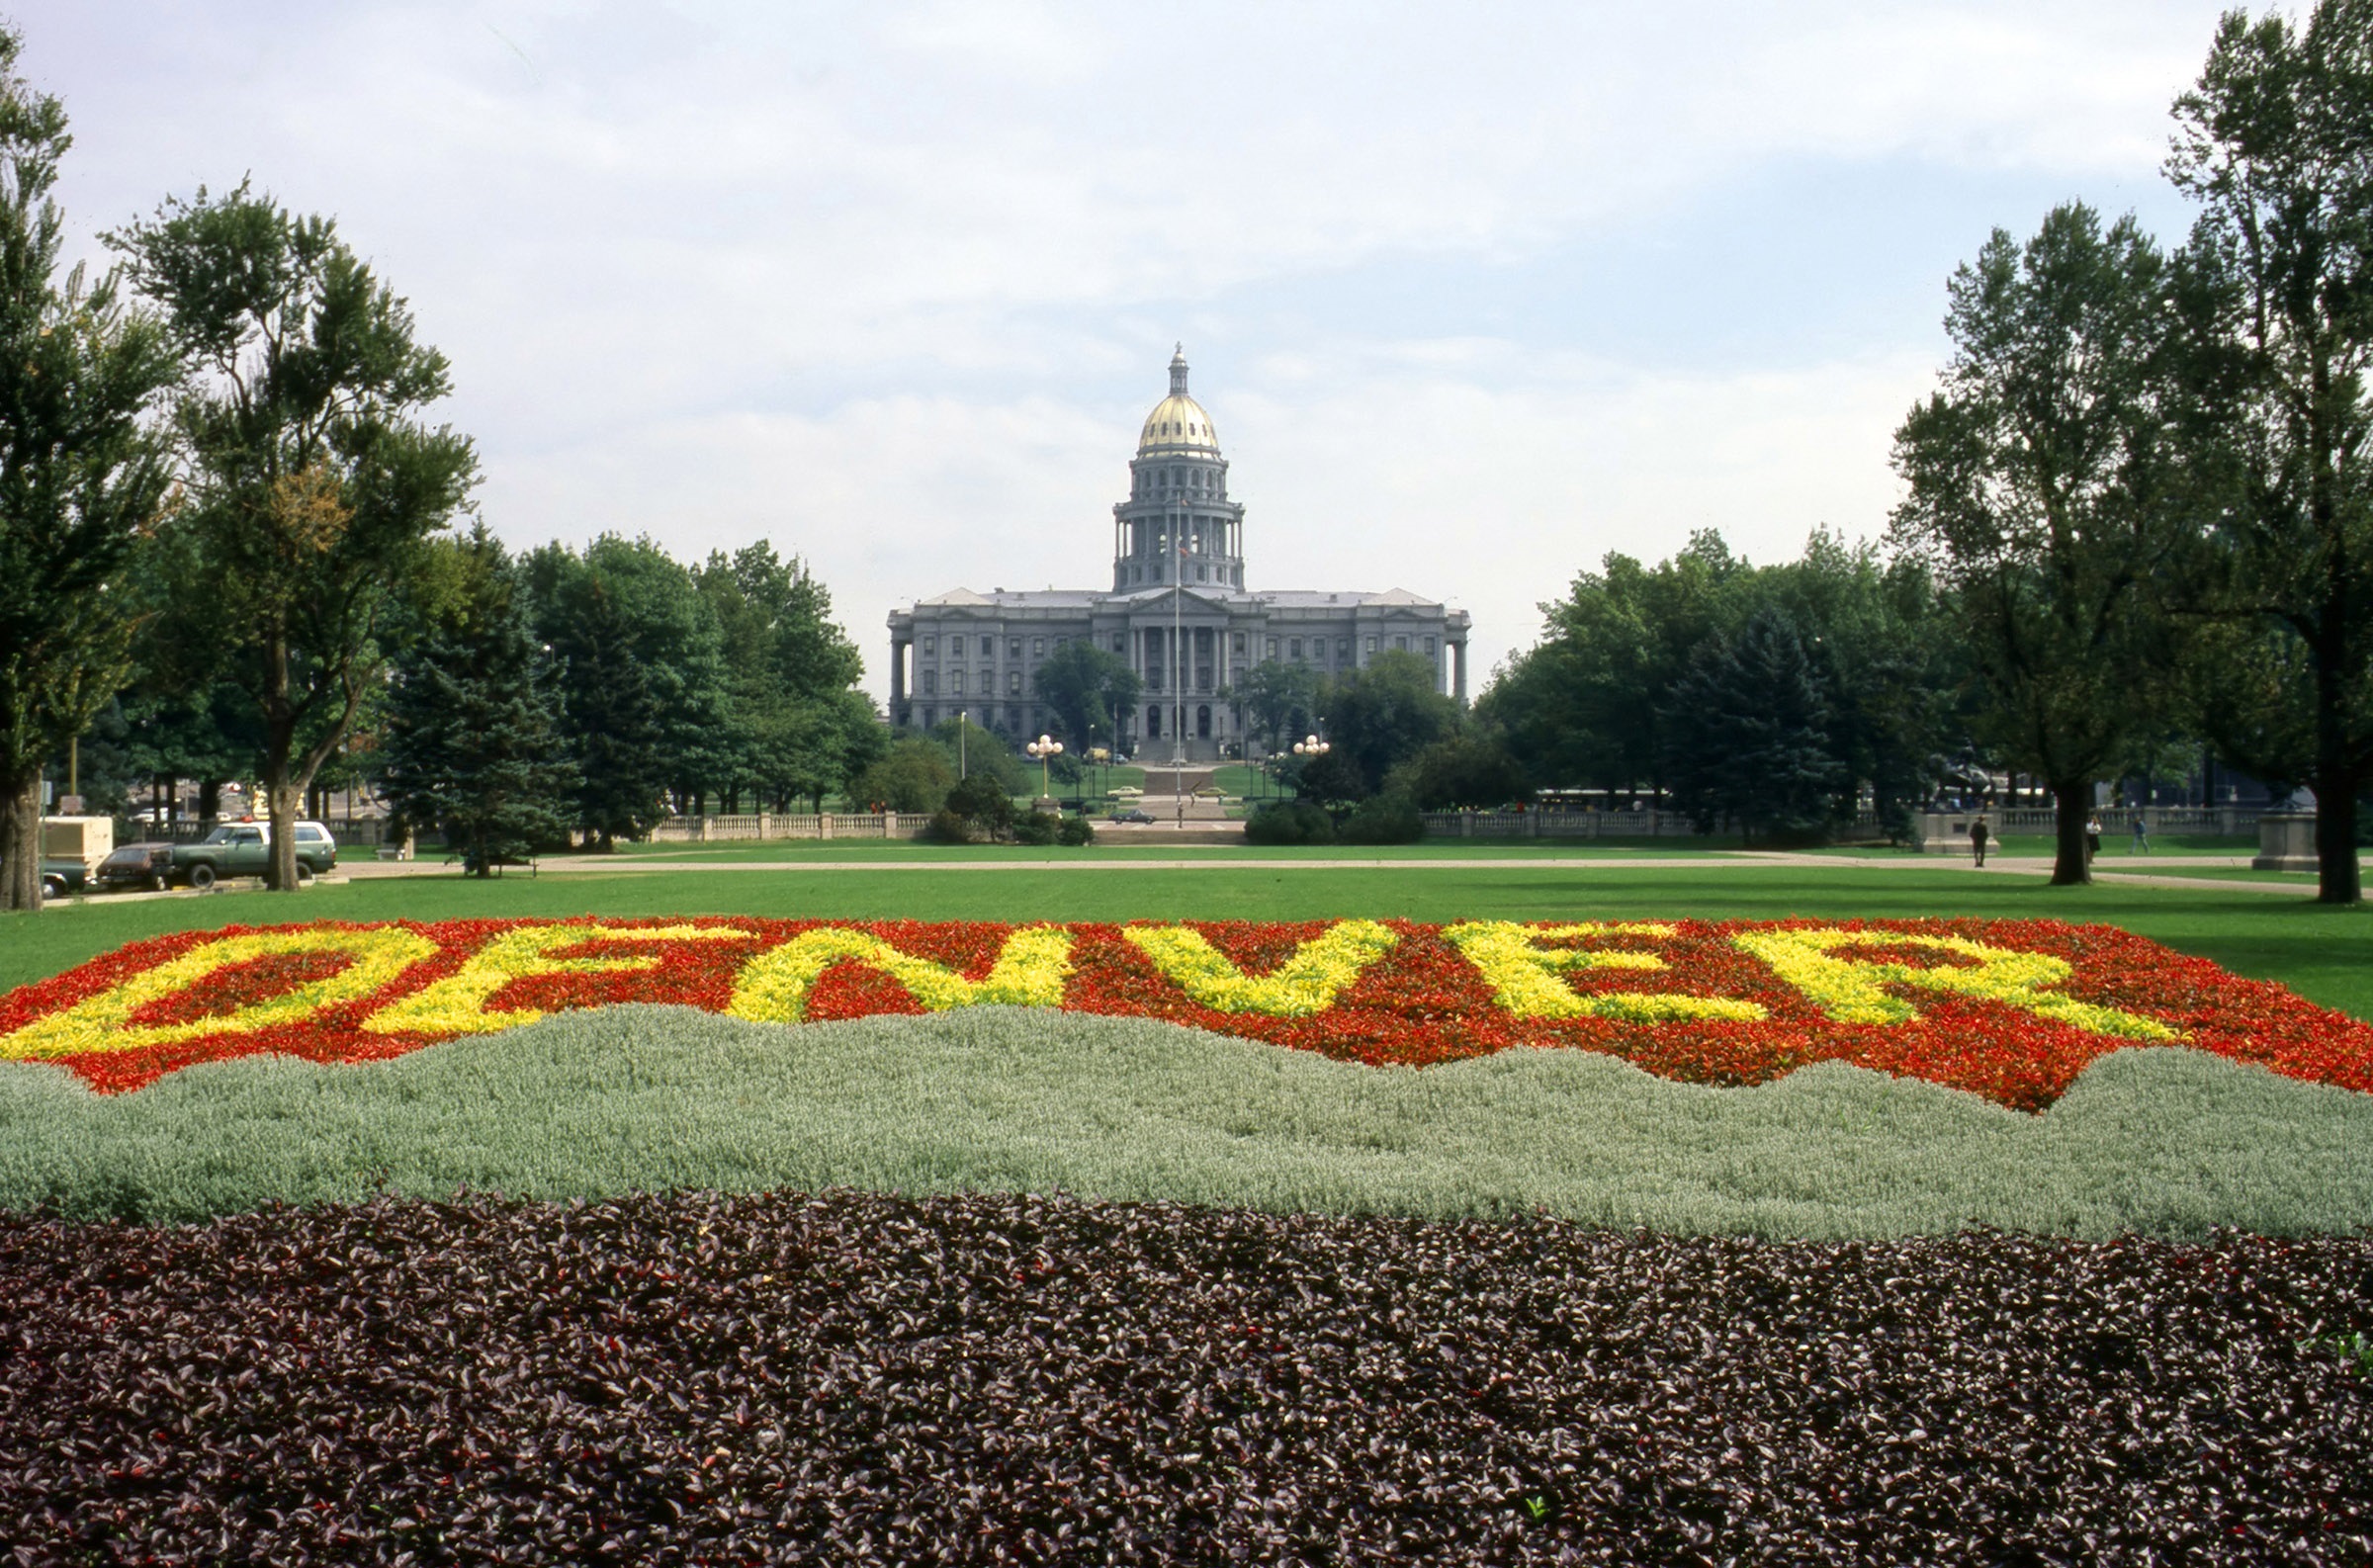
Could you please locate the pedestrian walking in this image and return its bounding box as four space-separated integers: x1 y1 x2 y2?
2130 814 2150 854
2085 815 2102 864
1971 815 1989 868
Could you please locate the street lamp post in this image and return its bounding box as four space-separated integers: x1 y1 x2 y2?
1171 567 1185 830
1292 734 1329 801
1025 734 1064 808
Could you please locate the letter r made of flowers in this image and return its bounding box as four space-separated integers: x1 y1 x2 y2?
1729 927 2181 1040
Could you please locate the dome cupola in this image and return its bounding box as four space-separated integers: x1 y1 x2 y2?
1138 344 1220 456
1112 344 1246 592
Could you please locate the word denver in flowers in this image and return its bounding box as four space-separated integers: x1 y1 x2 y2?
2 919 2366 1109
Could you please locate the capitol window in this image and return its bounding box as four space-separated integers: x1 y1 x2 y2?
1009 639 1022 659
921 636 935 656
1395 636 1408 652
1267 637 1278 658
1364 637 1376 655
949 670 963 695
948 635 964 657
922 670 937 695
1033 638 1045 655
1424 636 1437 655
1232 632 1247 655
1337 638 1351 659
1009 671 1022 695
1289 638 1302 659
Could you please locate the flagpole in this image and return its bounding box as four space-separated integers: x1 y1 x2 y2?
1172 526 1185 829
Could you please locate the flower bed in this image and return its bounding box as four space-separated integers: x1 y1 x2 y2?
2 917 2366 1109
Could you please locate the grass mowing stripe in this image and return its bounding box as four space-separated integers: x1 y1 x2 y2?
3 1005 2366 1237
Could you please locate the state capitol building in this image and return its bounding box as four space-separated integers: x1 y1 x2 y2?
887 348 1471 762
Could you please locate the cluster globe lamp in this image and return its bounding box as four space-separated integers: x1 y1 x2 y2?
1292 734 1328 796
1026 734 1064 804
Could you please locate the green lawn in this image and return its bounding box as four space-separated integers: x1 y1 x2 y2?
590 838 1780 863
7 861 2369 1019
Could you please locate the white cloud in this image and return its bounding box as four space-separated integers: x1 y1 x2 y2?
19 0 2238 705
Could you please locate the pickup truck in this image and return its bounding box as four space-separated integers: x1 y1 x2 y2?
165 821 339 889
0 857 91 900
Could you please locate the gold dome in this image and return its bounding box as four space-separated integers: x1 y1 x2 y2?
1137 344 1220 455
1138 393 1219 455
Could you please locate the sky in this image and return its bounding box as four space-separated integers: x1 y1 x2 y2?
20 0 2240 702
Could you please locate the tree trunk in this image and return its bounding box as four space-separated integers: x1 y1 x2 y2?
0 772 41 914
2314 764 2362 906
2049 778 2092 886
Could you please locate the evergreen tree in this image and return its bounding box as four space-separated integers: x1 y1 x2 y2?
1663 606 1844 843
378 531 573 874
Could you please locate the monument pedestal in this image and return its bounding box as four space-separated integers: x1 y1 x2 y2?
2251 812 2319 873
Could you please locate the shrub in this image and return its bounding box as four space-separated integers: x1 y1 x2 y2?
925 808 973 844
1245 801 1335 845
1338 791 1426 844
1011 813 1060 846
1056 815 1096 846
945 773 1016 836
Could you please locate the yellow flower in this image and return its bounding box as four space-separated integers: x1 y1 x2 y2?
1442 921 1767 1021
1122 921 1397 1015
0 926 438 1061
727 925 1073 1024
364 924 752 1037
1730 927 2180 1039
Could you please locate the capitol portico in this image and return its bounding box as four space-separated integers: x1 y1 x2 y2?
886 348 1470 762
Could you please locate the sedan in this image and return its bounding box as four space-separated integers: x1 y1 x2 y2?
1107 808 1156 824
94 842 176 893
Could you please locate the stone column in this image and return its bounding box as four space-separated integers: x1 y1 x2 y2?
1451 639 1468 702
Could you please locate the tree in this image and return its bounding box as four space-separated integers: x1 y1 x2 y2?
1662 606 1845 842
694 542 871 812
1321 650 1459 796
1890 203 2183 885
1389 734 1531 810
1482 532 1752 802
110 185 476 892
851 737 957 814
1760 531 1967 839
1232 658 1320 758
0 29 179 911
1033 638 1141 753
2166 0 2373 903
377 529 573 874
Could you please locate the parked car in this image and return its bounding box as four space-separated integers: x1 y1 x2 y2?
1107 808 1156 824
162 821 340 889
95 841 178 892
1 856 91 900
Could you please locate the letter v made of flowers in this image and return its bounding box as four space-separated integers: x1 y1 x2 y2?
1728 927 2181 1040
1121 920 1398 1015
726 925 1075 1024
